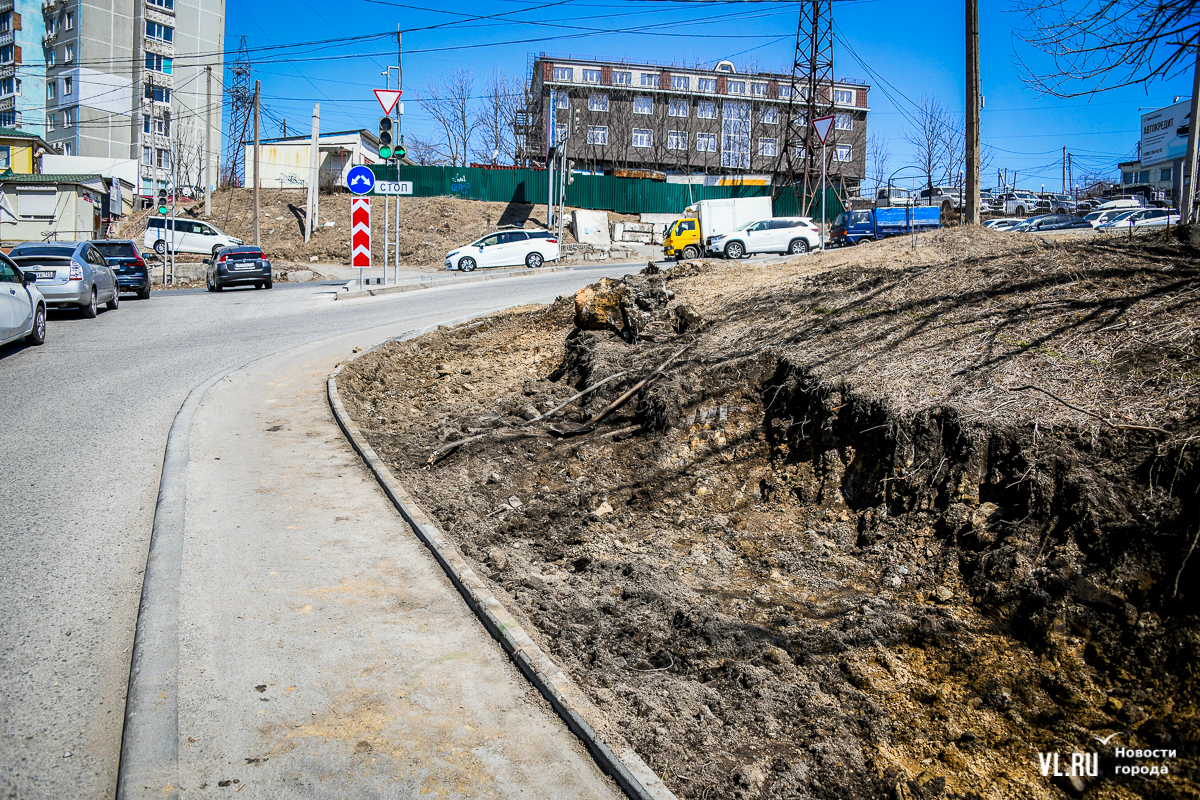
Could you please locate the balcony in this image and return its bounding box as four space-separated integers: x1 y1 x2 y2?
42 30 58 48
41 0 66 15
143 37 174 59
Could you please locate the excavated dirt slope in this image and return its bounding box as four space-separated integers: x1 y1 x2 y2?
339 227 1199 800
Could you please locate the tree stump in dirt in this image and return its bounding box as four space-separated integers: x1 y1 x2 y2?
573 274 672 342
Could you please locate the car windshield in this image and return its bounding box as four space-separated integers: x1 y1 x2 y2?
1109 211 1137 222
94 242 138 258
1084 212 1102 221
11 245 75 257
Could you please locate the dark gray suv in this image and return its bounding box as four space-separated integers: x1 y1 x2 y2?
206 246 272 291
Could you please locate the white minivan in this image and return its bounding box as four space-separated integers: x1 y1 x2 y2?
143 217 243 257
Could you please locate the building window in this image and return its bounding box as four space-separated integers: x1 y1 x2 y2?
63 141 73 156
0 12 10 34
633 96 653 114
696 133 717 153
0 146 8 169
640 73 659 88
727 80 746 94
157 148 170 168
697 78 717 92
142 146 153 165
668 99 688 117
47 82 55 100
145 54 173 74
47 113 55 130
778 85 793 99
65 12 75 30
64 77 73 95
65 44 75 62
63 107 75 125
0 77 12 95
148 0 175 8
834 145 851 162
588 93 608 112
697 101 716 119
750 83 767 96
759 107 777 124
1160 167 1173 181
0 45 12 63
835 113 852 130
586 125 608 145
146 21 173 42
553 67 573 81
834 88 855 105
758 137 777 157
554 91 568 109
722 101 750 168
47 16 58 34
582 68 601 83
613 71 632 86
48 50 56 67
667 130 687 150
672 75 689 90
795 145 806 159
144 84 171 103
1122 172 1134 185
1137 170 1150 183
144 113 171 136
632 128 652 148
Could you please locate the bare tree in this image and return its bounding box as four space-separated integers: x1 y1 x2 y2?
170 117 204 194
905 95 950 192
421 68 478 167
407 134 451 166
867 134 890 196
474 69 520 165
1014 0 1199 96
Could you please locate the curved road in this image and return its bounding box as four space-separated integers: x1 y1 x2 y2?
0 266 638 799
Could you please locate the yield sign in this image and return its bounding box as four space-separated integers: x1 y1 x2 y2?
811 115 835 145
351 198 371 268
374 89 402 115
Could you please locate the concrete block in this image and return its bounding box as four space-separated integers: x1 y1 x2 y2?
622 221 654 234
624 232 653 244
286 270 315 282
572 209 611 246
611 222 624 241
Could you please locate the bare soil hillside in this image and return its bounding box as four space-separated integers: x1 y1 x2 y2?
339 227 1199 800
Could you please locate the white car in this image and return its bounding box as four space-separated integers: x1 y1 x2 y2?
1128 208 1180 228
0 255 47 347
983 218 1024 230
445 229 559 271
144 217 243 258
707 217 821 258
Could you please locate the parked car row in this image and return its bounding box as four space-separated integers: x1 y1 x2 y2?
982 205 1181 235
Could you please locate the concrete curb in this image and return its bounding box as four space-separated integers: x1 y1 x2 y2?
335 264 581 300
328 322 678 800
116 357 261 800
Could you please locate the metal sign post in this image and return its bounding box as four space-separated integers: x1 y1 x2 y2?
347 165 375 290
811 115 835 251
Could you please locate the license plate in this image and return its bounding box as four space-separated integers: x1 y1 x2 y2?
35 271 55 279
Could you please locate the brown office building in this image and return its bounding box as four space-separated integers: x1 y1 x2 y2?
524 54 870 193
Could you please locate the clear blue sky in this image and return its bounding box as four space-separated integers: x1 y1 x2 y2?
224 0 1194 191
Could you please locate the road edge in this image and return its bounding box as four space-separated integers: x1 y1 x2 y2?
327 321 678 800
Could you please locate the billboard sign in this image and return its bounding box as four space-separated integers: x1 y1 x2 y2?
1140 99 1191 166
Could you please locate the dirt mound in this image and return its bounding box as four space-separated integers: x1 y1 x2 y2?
339 228 1199 799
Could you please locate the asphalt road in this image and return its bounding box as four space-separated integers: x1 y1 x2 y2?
0 265 639 800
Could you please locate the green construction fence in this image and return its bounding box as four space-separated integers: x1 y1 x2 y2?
368 164 844 222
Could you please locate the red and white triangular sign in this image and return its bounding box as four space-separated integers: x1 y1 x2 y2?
374 89 402 115
811 115 835 145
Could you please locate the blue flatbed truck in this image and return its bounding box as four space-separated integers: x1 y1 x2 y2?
831 206 942 245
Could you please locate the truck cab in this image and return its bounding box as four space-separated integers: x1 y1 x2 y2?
831 210 875 245
663 218 702 260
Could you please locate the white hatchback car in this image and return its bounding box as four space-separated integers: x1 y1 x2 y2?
707 217 821 258
0 255 47 347
144 217 243 258
445 229 559 271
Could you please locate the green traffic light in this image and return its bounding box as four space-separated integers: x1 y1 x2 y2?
395 145 406 159
159 205 168 215
380 145 393 159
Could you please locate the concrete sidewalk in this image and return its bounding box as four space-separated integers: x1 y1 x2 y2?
174 324 620 798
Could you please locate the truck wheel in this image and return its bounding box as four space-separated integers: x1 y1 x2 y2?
725 241 744 259
859 237 874 244
681 245 700 260
941 200 952 215
788 238 809 255
1015 206 1026 216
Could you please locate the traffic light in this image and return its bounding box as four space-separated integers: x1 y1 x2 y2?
567 160 576 185
572 107 582 137
394 144 406 160
378 117 394 160
157 188 168 215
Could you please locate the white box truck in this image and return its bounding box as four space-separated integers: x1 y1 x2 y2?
662 196 774 261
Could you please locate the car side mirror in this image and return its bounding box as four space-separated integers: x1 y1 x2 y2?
23 272 37 285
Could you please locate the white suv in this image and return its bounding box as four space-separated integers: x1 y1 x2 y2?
707 217 821 258
144 217 243 258
445 229 559 271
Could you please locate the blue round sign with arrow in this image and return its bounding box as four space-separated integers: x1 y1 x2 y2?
346 165 375 195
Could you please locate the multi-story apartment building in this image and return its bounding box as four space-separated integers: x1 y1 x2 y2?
0 1 47 135
41 0 223 195
527 54 870 192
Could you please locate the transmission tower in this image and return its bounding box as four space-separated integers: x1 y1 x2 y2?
223 37 254 187
777 0 835 218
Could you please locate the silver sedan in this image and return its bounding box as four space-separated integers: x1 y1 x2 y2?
8 241 119 318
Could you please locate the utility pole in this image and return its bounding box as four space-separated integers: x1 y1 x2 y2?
1062 145 1067 194
281 120 287 138
1181 53 1200 224
253 80 261 248
305 103 319 244
964 0 981 224
394 27 402 284
205 66 212 217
